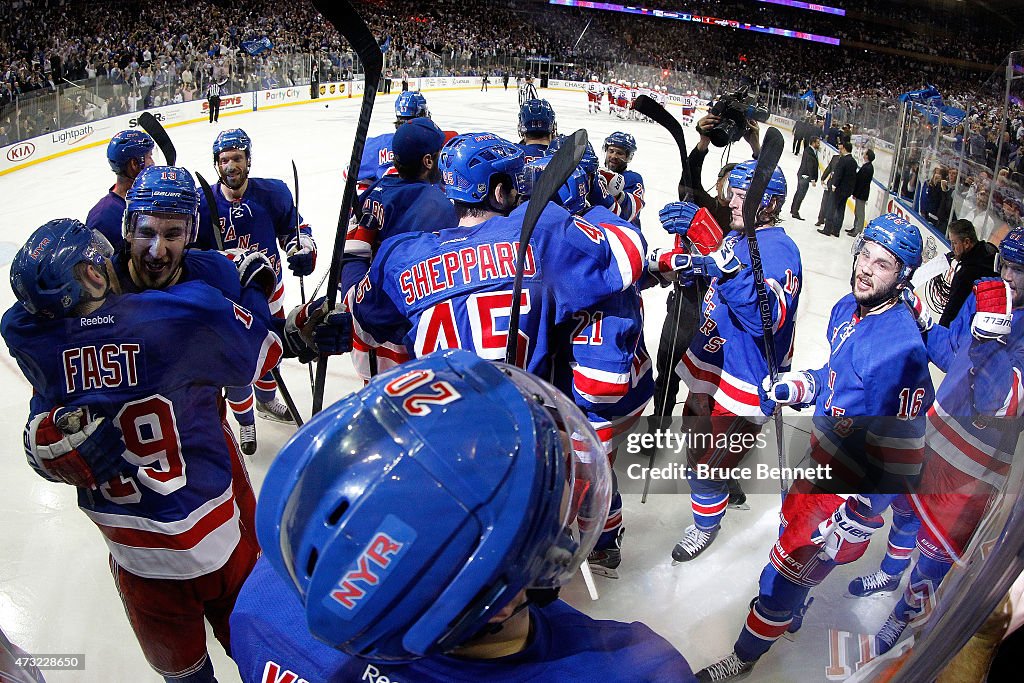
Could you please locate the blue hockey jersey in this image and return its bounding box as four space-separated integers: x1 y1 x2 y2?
230 557 696 683
806 295 934 491
677 226 802 422
919 295 1024 491
560 206 653 453
341 175 458 297
197 177 308 315
518 142 548 164
1 282 283 580
350 202 646 380
86 187 126 250
613 169 645 229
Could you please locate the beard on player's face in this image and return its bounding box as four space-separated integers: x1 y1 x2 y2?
851 242 902 309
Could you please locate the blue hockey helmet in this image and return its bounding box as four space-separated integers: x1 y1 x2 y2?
518 99 557 139
10 218 114 319
860 213 923 282
998 226 1024 267
546 135 599 178
438 132 527 205
727 160 788 207
212 128 252 163
256 349 611 661
603 131 637 161
523 155 589 215
107 129 155 176
123 166 201 242
395 90 429 120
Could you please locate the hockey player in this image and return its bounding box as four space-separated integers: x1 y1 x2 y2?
87 129 155 248
521 151 654 578
198 128 316 446
347 132 646 381
517 98 557 163
652 160 800 563
587 75 603 114
695 214 932 682
601 132 646 229
341 117 458 297
2 217 286 683
849 228 1024 654
656 84 669 107
355 90 432 194
229 349 697 682
615 81 630 119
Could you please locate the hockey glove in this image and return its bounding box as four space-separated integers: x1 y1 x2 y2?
597 169 625 200
759 371 817 415
971 277 1013 342
285 297 353 363
645 246 690 287
286 229 317 277
586 173 617 209
27 407 128 489
900 287 933 335
227 248 277 300
811 496 884 562
659 201 700 238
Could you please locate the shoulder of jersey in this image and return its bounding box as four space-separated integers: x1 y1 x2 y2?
184 250 243 295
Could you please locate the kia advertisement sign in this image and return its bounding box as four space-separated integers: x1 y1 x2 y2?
6 142 35 163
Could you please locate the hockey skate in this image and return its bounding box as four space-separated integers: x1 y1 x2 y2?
727 479 749 510
695 652 754 682
238 424 257 456
672 525 719 563
587 528 623 579
783 597 814 640
256 398 295 424
848 570 901 598
875 612 909 654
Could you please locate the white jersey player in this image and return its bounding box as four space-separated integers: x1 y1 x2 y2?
587 76 603 114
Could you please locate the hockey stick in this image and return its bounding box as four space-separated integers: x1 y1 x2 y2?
632 94 699 504
291 159 315 394
196 170 305 427
505 128 588 365
741 126 788 502
137 112 176 165
311 0 383 415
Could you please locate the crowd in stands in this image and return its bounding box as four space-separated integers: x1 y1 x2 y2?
1 0 1022 148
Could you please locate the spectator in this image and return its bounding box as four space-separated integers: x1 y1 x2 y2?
848 148 875 236
939 218 997 326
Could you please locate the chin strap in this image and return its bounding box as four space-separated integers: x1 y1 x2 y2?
471 587 561 639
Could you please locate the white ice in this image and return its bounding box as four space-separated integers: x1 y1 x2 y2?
0 86 910 681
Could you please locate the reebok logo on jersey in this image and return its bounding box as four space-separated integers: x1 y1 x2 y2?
80 314 114 326
327 515 416 614
362 664 404 682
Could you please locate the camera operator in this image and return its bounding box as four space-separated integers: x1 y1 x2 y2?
651 111 762 507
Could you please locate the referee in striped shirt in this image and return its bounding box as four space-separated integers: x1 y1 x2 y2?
207 80 223 123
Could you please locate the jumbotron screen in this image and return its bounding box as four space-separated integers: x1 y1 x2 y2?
547 0 842 45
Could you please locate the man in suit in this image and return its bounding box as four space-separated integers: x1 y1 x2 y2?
792 117 806 155
820 138 858 237
816 152 839 227
848 149 875 236
791 136 820 220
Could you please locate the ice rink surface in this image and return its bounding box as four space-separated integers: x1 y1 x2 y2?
0 86 911 681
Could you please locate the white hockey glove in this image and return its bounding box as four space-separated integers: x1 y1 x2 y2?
759 371 817 415
226 248 277 300
971 278 1013 342
811 496 884 562
597 169 625 200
